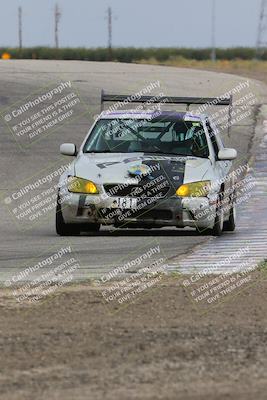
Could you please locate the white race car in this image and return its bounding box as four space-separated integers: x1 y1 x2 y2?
56 93 237 236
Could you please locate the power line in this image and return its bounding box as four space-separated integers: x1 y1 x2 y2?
256 0 267 59
107 6 112 59
54 3 61 48
18 6 22 49
211 0 216 62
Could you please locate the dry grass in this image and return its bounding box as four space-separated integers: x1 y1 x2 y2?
137 57 267 84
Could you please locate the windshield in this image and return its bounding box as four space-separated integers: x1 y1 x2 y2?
83 118 209 158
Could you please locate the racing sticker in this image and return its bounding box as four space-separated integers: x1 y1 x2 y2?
138 157 185 199
98 157 186 226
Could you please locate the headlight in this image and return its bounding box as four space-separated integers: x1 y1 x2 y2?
68 177 99 194
176 181 211 197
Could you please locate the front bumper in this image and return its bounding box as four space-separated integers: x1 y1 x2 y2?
59 190 216 229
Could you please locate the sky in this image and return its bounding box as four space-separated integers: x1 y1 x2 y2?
0 0 263 48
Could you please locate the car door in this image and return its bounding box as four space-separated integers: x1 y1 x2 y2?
206 119 232 197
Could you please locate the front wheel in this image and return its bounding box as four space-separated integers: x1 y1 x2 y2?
212 193 224 237
56 196 80 236
223 204 236 232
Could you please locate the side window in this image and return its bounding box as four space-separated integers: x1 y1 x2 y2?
191 127 209 158
206 121 219 159
160 127 173 142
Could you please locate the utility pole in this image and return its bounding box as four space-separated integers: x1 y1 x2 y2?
211 0 216 62
256 0 267 59
107 7 112 60
18 6 22 49
54 3 61 48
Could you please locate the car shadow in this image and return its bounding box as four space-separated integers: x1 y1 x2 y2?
81 228 201 237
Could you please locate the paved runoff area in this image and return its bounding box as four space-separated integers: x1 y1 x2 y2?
0 60 267 285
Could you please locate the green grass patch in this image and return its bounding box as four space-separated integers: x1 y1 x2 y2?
258 259 267 274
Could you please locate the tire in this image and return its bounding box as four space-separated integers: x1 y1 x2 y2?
212 192 224 237
56 196 80 236
223 204 236 232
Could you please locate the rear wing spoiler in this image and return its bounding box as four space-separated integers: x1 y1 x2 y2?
100 90 233 135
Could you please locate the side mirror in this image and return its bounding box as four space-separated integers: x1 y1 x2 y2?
60 143 77 156
218 148 237 161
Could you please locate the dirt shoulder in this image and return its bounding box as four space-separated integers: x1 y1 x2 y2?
1 270 267 400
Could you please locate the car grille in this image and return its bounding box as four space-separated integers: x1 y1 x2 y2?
104 184 170 198
98 208 173 221
136 210 173 220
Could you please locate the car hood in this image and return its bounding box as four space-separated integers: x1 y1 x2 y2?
74 153 211 186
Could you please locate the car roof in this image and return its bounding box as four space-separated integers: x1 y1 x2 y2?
99 110 207 122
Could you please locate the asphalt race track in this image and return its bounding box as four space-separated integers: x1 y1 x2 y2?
0 60 266 282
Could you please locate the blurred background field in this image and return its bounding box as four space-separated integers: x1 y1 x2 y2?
1 46 265 62
2 46 267 83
